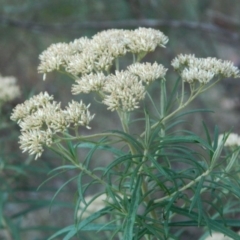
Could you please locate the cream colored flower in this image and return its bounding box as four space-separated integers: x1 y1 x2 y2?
171 54 195 70
65 52 95 76
38 28 169 79
0 75 20 104
38 43 70 78
19 129 53 160
19 102 69 134
102 71 145 111
218 133 240 147
72 72 107 94
94 52 114 72
181 68 214 84
92 29 128 58
11 92 94 159
11 92 54 123
64 100 95 129
127 27 168 53
47 110 70 133
68 37 91 55
171 54 240 84
128 62 168 84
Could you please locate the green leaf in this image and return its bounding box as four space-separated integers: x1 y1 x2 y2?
76 141 124 157
170 206 240 239
173 109 214 120
166 76 181 113
108 130 143 153
48 207 113 240
189 176 204 214
123 175 142 240
103 154 141 177
50 175 78 210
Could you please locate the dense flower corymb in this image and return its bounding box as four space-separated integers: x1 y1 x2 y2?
128 62 168 84
72 72 107 94
38 28 168 78
171 54 240 84
64 100 94 129
102 70 146 111
126 27 169 53
11 92 94 159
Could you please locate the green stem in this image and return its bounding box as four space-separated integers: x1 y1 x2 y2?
154 132 226 204
160 80 166 138
56 132 124 142
50 144 124 196
154 169 210 204
116 110 138 158
140 149 164 239
168 149 240 220
117 110 129 134
140 78 222 139
115 58 119 71
140 87 199 138
133 54 136 63
180 80 185 106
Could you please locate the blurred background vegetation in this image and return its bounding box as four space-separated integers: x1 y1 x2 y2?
1 0 240 239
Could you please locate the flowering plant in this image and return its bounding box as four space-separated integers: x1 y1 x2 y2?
11 28 240 239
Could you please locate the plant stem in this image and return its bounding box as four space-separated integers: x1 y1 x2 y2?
140 149 164 239
154 169 210 204
140 78 222 139
50 144 120 194
115 58 119 71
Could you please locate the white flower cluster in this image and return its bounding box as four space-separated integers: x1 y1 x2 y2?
171 54 240 84
0 74 20 104
218 133 240 147
38 28 169 112
102 70 146 111
72 62 167 111
38 28 168 78
72 72 107 94
128 62 168 84
11 92 94 159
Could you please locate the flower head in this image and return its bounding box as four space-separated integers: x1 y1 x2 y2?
171 54 240 84
127 27 168 53
92 29 129 58
102 70 145 111
128 62 168 84
64 100 95 129
11 92 94 159
181 68 214 84
10 92 54 123
19 129 53 160
0 75 20 104
72 72 107 94
38 43 70 79
38 28 169 79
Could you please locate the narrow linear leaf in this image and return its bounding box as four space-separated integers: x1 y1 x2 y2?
123 175 142 240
